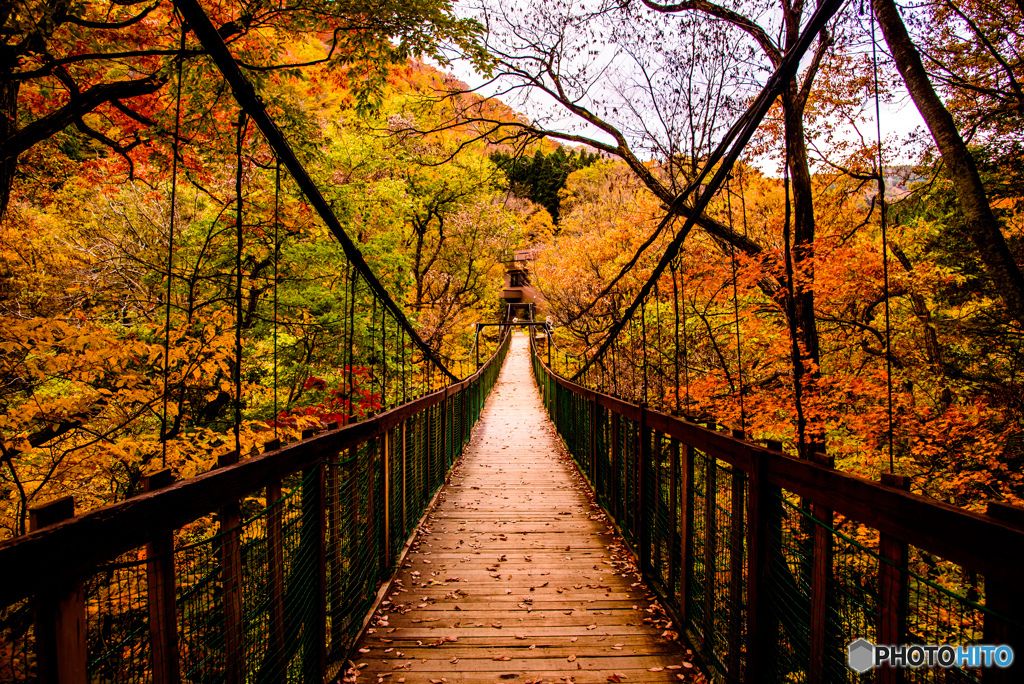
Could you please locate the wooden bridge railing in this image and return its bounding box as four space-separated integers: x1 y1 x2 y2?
0 330 510 684
530 335 1024 684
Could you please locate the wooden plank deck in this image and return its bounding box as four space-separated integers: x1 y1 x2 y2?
348 333 702 684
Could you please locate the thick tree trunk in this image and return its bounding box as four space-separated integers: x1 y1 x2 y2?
0 78 18 219
782 79 824 457
873 0 1024 327
783 84 822 368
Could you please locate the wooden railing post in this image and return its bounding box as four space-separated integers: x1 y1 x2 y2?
610 410 620 521
702 426 718 658
301 452 327 683
218 450 244 684
982 502 1024 684
809 452 836 684
727 434 745 683
441 394 449 470
745 445 782 684
142 470 180 684
326 442 343 653
589 398 598 487
552 378 559 429
263 439 286 684
876 472 910 684
638 404 651 572
31 496 86 684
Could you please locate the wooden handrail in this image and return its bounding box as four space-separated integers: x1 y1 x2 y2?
0 331 510 606
534 344 1024 587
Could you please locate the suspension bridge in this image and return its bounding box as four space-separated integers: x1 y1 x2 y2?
2 0 1024 682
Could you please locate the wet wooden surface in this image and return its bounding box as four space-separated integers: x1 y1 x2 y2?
349 333 701 684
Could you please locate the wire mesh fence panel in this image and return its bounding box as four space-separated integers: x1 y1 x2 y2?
86 555 150 684
0 598 34 683
764 493 813 682
650 431 673 593
687 448 709 650
529 336 1024 684
176 526 226 681
595 409 612 513
388 423 406 564
619 416 637 548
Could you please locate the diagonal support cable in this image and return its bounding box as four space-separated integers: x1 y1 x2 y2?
571 0 847 382
173 0 459 382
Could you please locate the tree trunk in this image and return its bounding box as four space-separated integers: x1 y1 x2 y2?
873 0 1024 327
0 78 18 219
783 79 824 456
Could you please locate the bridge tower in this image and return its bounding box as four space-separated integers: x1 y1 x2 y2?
500 247 541 321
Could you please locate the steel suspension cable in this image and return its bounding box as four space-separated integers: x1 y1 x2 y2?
726 179 747 432
345 268 357 423
783 157 808 457
569 0 847 382
160 18 186 467
641 296 649 404
871 13 896 473
234 111 248 456
272 158 280 439
174 0 458 383
654 281 665 408
670 259 681 415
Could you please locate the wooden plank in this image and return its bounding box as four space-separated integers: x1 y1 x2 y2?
352 335 692 682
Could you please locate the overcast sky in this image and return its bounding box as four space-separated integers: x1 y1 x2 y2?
436 1 931 174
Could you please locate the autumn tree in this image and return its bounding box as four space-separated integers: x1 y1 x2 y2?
871 0 1024 326
0 0 490 217
490 147 600 223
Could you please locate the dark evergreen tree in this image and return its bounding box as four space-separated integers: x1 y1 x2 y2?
491 148 600 223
